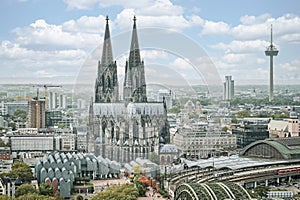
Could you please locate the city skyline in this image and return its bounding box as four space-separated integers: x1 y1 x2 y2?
0 0 299 86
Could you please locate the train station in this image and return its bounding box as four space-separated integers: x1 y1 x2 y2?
171 137 300 199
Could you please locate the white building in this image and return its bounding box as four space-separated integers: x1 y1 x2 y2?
223 75 234 100
174 123 236 159
59 94 67 109
268 112 299 137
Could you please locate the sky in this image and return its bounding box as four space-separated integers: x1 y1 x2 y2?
0 0 300 87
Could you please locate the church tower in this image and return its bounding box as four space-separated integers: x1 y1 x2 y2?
95 16 119 103
123 16 147 103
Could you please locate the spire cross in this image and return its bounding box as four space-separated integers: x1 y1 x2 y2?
133 16 136 22
106 16 109 24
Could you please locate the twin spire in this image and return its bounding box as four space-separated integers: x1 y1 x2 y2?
102 16 140 65
97 16 147 103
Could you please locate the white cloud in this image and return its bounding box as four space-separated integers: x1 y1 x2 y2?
63 0 181 14
277 59 300 80
13 19 102 50
136 0 183 16
222 53 249 64
114 9 193 31
0 40 87 78
62 15 106 34
231 13 300 43
63 0 98 10
240 13 272 25
140 50 168 60
170 57 192 70
200 20 230 36
211 40 269 53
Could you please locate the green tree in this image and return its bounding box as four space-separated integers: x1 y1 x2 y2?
135 181 146 197
13 109 27 121
15 193 57 200
39 183 54 196
221 126 229 132
132 165 142 176
0 195 10 200
76 195 84 200
253 186 269 198
168 106 180 114
236 110 250 118
10 162 33 183
0 139 7 147
8 122 16 131
231 118 238 124
0 162 33 183
15 184 37 197
91 184 138 200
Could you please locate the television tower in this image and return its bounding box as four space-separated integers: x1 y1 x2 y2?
265 24 279 102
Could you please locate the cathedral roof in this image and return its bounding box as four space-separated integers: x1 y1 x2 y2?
160 144 178 154
93 102 166 116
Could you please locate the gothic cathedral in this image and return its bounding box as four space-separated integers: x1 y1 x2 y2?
88 16 170 163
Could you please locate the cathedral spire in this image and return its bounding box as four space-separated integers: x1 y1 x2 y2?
129 16 141 66
101 16 113 66
95 16 119 103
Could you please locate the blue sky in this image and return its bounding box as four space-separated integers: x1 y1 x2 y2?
0 0 299 86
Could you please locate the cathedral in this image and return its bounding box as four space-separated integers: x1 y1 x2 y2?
88 16 170 163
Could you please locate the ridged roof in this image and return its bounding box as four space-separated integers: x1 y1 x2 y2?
174 182 252 200
240 137 300 159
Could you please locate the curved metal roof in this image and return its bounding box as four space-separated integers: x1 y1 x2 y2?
240 138 300 159
174 182 252 200
182 155 296 170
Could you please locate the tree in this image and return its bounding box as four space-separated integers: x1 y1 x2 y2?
0 162 33 183
76 195 84 200
15 184 37 197
221 126 229 132
91 184 138 200
236 110 250 118
132 165 142 176
15 193 57 200
0 139 7 147
8 122 16 131
168 106 180 114
253 186 269 198
10 162 33 183
0 195 10 200
13 109 27 122
39 183 54 196
231 118 238 124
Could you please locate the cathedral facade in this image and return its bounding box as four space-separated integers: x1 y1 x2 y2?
88 16 170 163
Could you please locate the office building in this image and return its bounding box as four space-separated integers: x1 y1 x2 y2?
232 118 270 148
223 75 234 100
27 99 46 129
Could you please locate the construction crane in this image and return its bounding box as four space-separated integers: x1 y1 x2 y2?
32 84 62 110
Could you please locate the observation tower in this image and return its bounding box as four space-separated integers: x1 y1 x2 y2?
265 25 279 102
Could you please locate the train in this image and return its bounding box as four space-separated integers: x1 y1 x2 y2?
277 168 300 175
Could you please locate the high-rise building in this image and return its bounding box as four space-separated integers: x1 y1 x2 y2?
48 91 57 110
88 16 169 163
59 94 67 109
27 98 46 129
223 75 234 100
